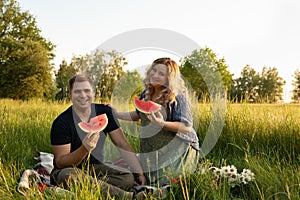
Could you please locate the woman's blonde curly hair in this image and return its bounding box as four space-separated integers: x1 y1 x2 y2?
143 57 187 107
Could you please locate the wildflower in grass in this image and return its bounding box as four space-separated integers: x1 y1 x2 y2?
209 166 217 172
209 167 221 178
228 176 238 187
241 169 255 179
209 165 255 188
228 173 243 187
221 165 230 176
229 165 237 174
241 175 250 184
240 169 255 184
230 172 237 179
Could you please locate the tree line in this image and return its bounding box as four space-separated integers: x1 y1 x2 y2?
1 0 300 103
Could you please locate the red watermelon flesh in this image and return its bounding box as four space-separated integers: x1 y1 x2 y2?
78 114 108 133
134 96 161 114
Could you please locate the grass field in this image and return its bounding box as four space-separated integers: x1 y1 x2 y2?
0 99 299 199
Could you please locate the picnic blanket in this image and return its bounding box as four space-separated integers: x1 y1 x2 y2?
17 152 172 198
17 152 72 196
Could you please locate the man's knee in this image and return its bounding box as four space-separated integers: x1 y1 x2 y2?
121 173 135 189
55 168 83 188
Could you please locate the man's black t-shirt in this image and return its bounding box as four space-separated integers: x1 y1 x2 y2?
50 104 120 170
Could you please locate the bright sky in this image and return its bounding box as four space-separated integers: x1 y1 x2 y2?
18 0 300 102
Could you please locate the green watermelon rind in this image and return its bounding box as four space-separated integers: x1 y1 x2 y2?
134 96 161 114
78 114 108 133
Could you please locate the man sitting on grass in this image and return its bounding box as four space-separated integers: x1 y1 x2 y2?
50 74 147 199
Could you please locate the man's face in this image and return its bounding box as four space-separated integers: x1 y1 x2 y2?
70 81 94 111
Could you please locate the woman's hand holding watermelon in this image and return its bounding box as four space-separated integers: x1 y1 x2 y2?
147 111 165 128
82 131 100 152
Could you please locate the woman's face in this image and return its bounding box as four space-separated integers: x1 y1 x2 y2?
149 64 168 89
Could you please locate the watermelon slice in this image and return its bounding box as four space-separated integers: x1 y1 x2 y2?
134 96 161 114
78 114 108 133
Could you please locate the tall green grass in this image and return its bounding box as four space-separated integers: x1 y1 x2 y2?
195 103 300 199
0 99 299 199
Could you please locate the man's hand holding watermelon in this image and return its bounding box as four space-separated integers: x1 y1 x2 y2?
82 131 100 152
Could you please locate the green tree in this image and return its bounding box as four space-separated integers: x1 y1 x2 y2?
230 66 285 103
111 70 143 104
55 60 78 100
70 49 127 102
258 67 285 103
291 69 300 103
180 47 233 101
0 0 55 100
230 65 260 103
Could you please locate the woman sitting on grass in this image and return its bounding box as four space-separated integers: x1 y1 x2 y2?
115 57 201 186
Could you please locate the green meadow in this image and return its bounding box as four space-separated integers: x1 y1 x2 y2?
0 99 299 199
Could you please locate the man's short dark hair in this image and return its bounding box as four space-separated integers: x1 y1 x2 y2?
69 74 93 91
